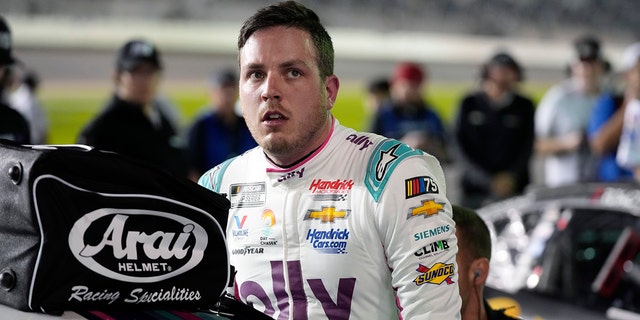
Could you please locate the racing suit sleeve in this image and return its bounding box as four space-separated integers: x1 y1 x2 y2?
375 152 461 319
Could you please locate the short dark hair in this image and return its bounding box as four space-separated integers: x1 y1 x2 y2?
452 205 492 261
367 77 390 95
237 1 334 79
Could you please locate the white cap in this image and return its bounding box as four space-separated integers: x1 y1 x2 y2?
620 42 640 72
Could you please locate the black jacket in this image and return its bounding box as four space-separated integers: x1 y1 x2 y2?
0 101 30 144
454 91 535 195
77 95 187 178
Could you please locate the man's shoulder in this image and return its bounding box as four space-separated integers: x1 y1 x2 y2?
197 147 261 191
360 137 434 202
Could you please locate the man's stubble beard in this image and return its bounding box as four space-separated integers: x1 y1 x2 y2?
261 101 329 161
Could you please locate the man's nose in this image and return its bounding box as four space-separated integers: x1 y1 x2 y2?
261 73 282 102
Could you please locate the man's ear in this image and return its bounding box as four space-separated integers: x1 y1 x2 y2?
324 74 340 110
471 257 490 286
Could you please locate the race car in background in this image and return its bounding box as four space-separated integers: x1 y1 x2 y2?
478 182 640 320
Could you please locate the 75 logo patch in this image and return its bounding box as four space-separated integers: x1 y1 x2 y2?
405 176 439 198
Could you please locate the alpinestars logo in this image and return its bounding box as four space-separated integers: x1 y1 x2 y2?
69 209 208 283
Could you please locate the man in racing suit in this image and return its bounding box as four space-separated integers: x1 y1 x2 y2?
198 2 461 319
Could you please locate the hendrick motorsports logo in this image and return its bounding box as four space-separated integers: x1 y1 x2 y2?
306 228 349 254
68 209 208 283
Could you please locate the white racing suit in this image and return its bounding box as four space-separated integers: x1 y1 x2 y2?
198 119 461 319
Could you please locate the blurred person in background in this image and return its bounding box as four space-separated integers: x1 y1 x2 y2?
370 61 449 162
77 38 188 178
364 76 390 115
0 15 30 144
615 43 640 181
587 42 640 182
453 204 522 320
534 35 610 187
454 52 535 209
363 76 390 132
8 66 49 144
185 67 256 181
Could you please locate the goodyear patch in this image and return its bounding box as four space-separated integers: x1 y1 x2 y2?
405 176 439 198
407 199 445 220
414 262 455 286
231 246 265 256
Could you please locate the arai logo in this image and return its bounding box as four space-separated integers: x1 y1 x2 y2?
68 209 208 283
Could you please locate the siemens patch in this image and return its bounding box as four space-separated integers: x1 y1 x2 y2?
414 224 451 242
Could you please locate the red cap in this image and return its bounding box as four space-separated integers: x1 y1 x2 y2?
392 62 424 84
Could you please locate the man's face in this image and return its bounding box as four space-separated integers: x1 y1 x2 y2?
210 83 238 114
116 61 161 105
391 79 423 105
571 58 604 90
487 65 518 90
239 26 338 165
454 231 473 312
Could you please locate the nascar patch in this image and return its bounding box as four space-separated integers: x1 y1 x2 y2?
405 176 439 198
229 182 266 208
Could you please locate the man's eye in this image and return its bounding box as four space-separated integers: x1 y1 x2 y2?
288 69 301 78
250 71 264 80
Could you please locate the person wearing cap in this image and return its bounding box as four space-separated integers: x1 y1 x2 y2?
370 61 449 162
590 42 640 182
0 15 31 144
77 38 188 178
453 51 535 208
8 66 49 144
184 67 257 181
534 35 610 187
587 42 640 182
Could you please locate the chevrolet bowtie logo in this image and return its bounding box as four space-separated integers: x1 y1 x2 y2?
408 199 445 219
304 206 350 222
